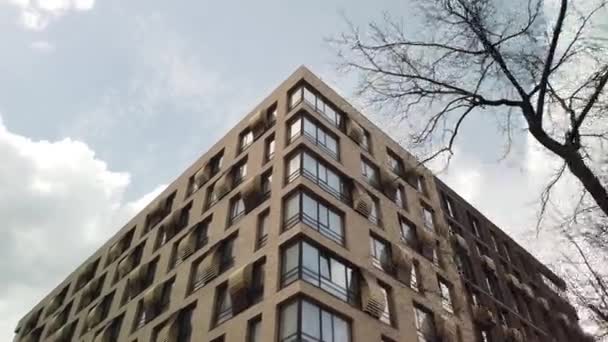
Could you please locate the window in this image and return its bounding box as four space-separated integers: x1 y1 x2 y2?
134 278 174 330
265 135 276 162
485 272 501 300
368 194 381 225
489 232 498 251
421 205 435 232
479 328 492 342
172 218 210 267
442 194 456 218
228 195 246 225
232 159 248 186
171 306 194 342
261 170 272 196
379 283 393 325
410 261 420 292
360 129 371 152
251 261 265 304
283 191 344 244
469 214 481 237
414 305 436 342
361 158 379 186
207 181 219 207
393 185 407 210
502 243 512 262
281 240 358 305
105 228 135 267
288 115 339 160
94 315 123 341
289 85 343 129
248 317 262 342
144 192 176 233
209 150 224 176
370 235 391 272
82 292 115 334
267 103 277 124
432 241 441 268
214 284 232 326
256 211 269 249
156 202 192 249
415 175 427 195
279 298 350 342
399 216 417 247
219 237 235 272
387 149 404 175
287 150 347 202
438 277 453 313
122 259 158 304
239 129 254 152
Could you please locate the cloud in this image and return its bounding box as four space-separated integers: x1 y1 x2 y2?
5 0 95 30
0 114 161 341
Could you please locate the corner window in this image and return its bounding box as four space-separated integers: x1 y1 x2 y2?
288 115 339 160
289 85 343 129
281 240 358 305
287 150 347 202
283 191 344 245
279 298 350 342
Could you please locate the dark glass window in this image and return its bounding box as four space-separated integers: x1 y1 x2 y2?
288 116 339 160
413 305 436 342
283 191 344 245
248 317 262 342
289 86 343 129
286 150 347 202
281 240 358 305
279 298 350 342
265 135 275 162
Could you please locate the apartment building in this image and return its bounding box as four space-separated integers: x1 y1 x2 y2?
13 66 593 342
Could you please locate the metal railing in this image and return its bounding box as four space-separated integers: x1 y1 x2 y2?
284 212 343 245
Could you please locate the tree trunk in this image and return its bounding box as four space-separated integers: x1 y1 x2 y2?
564 152 608 217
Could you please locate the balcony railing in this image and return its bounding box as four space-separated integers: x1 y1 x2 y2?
281 265 358 306
284 213 343 245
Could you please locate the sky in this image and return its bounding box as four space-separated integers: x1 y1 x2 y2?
0 0 605 340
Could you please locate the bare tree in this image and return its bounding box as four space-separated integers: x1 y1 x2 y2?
333 0 608 336
332 0 608 219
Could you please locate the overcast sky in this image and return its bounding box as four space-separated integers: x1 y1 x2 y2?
1 0 605 340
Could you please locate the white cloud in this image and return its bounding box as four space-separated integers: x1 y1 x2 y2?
4 0 95 30
0 114 160 341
